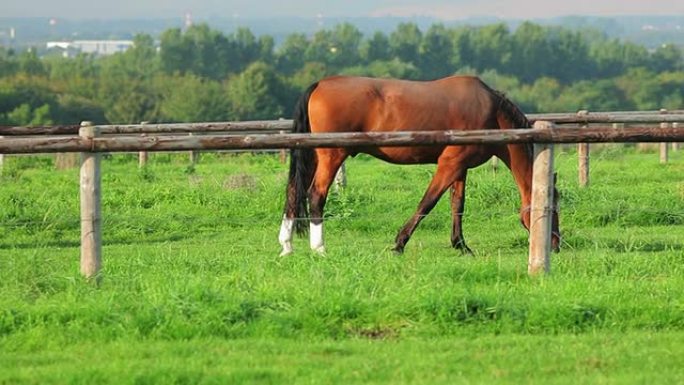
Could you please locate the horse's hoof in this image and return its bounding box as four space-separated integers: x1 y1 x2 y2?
311 245 326 255
453 241 473 255
392 246 404 255
460 246 474 256
279 244 293 257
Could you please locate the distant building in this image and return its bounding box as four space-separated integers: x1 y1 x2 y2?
46 40 134 57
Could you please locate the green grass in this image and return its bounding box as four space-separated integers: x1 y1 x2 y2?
1 147 683 384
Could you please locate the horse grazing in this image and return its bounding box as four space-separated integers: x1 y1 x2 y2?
278 75 560 255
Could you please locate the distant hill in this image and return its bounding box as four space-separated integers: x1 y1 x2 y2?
545 15 684 48
0 15 682 49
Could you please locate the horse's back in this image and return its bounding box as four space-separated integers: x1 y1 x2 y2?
307 75 497 134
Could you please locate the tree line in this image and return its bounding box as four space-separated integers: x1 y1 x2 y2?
0 21 683 126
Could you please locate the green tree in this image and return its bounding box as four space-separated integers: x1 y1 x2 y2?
288 62 329 91
389 23 423 67
160 74 231 122
470 23 512 73
649 44 683 73
160 24 239 79
451 27 475 70
329 23 363 69
556 79 629 112
342 59 420 79
98 77 162 123
547 29 593 83
305 29 334 65
513 77 563 112
419 24 454 79
55 94 107 124
657 71 684 110
125 34 160 78
183 24 234 79
232 28 262 72
226 62 289 120
0 75 58 119
258 35 275 64
100 34 159 80
0 48 19 78
361 32 391 63
17 49 46 76
6 103 52 125
590 39 649 79
159 28 192 75
510 22 552 83
276 33 309 75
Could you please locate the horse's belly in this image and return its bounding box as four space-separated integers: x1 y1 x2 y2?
362 146 443 164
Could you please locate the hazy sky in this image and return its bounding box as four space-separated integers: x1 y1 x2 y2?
1 0 683 19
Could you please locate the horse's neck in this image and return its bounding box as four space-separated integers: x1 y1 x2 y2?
507 144 534 206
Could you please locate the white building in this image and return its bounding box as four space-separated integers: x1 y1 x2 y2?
47 40 134 57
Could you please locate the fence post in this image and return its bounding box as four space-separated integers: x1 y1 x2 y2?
673 123 680 152
659 109 669 163
0 136 4 174
528 120 555 276
334 162 347 191
138 121 149 168
660 122 669 163
577 110 589 188
491 156 499 173
56 152 78 170
189 132 199 165
80 121 102 281
279 130 287 164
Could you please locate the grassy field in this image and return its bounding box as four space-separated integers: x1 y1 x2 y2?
1 146 683 384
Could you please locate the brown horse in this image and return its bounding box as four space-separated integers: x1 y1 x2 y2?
278 75 560 255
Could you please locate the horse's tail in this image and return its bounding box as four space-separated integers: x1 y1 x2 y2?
284 82 319 235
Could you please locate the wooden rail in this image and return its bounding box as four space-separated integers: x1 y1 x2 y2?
0 126 683 154
1 111 683 136
0 120 291 136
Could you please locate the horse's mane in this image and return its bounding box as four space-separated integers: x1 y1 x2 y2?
490 88 534 159
492 90 531 129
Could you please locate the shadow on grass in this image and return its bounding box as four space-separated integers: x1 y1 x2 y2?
606 240 684 253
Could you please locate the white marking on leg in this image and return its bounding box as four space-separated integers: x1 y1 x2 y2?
278 215 294 256
310 221 325 254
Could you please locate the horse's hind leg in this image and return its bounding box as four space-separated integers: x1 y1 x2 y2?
394 157 467 253
309 149 347 253
450 171 473 254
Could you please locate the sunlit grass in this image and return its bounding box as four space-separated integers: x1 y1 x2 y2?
1 148 683 384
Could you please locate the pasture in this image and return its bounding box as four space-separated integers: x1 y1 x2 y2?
1 146 683 384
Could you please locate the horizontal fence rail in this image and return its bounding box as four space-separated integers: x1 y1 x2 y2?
1 110 683 136
527 110 684 124
0 126 682 154
0 120 292 136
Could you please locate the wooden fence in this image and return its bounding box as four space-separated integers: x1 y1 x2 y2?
2 109 682 184
1 110 683 280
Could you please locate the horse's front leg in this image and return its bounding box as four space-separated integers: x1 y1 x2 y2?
450 171 473 254
308 149 346 254
394 159 467 253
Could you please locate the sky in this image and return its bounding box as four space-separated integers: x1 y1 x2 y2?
1 0 683 20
